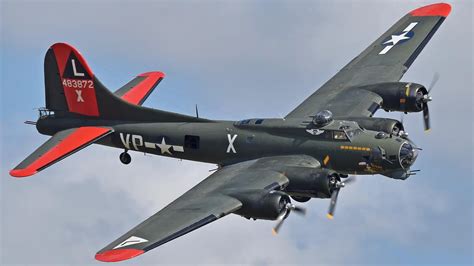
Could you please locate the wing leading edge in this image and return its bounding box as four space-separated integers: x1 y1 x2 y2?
286 3 451 119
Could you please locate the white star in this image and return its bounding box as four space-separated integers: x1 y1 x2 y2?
383 32 410 46
156 138 172 155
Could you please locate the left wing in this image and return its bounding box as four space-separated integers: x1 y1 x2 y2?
114 71 165 106
286 3 451 119
95 155 318 262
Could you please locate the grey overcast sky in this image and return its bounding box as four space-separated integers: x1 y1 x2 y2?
1 0 473 265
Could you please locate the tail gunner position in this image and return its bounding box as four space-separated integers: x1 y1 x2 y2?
10 3 450 263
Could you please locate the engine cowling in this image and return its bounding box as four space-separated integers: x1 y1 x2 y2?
361 82 428 113
284 168 339 199
349 117 404 135
232 190 291 220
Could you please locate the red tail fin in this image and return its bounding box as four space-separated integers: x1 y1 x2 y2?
49 43 100 116
44 42 207 122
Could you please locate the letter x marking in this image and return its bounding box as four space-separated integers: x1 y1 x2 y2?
226 134 237 153
75 90 84 102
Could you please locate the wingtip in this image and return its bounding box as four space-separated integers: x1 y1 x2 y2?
95 249 144 262
9 169 37 178
410 3 451 17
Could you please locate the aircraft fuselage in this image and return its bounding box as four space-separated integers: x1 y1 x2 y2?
36 116 413 178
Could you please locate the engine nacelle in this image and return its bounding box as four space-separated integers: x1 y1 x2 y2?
348 117 404 135
361 82 428 113
284 168 338 199
232 190 290 220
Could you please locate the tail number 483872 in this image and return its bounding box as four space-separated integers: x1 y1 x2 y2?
62 79 93 89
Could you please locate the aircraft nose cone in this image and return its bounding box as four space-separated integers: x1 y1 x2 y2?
399 142 418 169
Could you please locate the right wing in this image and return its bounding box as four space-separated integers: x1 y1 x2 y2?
95 155 319 262
114 72 165 106
10 126 112 177
286 3 451 119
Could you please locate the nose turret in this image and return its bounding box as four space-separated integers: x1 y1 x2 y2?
399 141 418 169
371 134 420 180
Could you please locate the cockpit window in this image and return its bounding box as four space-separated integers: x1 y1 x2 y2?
333 131 348 140
345 128 362 140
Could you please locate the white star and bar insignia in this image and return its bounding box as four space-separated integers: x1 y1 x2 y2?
379 22 418 55
155 137 184 155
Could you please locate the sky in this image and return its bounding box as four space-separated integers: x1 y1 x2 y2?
1 0 473 265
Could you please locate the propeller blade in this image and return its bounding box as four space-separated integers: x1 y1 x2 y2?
272 217 285 235
327 188 340 219
423 104 431 131
343 176 356 185
291 205 307 216
344 176 356 185
272 203 306 235
427 72 440 93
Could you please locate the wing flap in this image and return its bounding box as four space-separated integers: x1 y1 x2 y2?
114 72 165 105
10 126 112 177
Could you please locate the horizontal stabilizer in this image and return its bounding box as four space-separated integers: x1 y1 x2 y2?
114 72 165 106
10 127 113 178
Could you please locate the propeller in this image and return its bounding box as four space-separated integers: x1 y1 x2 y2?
327 176 355 219
427 72 440 93
420 73 438 131
397 113 409 138
272 202 306 235
422 104 430 131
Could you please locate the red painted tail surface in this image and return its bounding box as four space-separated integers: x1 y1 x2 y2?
50 43 100 116
44 42 206 122
44 43 167 118
10 127 113 178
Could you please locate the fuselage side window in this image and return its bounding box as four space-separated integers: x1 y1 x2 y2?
184 135 200 149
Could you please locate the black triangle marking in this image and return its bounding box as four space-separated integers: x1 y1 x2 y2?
63 52 91 80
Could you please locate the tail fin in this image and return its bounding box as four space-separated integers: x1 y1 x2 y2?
44 43 206 122
45 43 100 116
